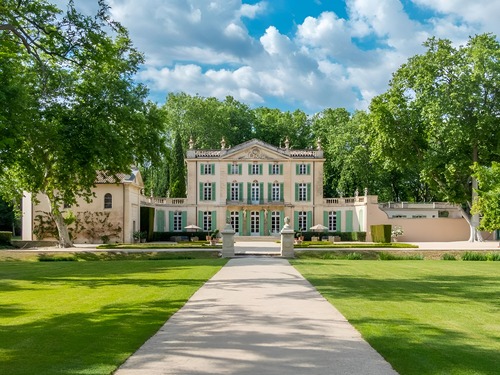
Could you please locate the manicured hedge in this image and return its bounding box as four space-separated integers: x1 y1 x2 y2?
0 231 12 245
370 224 392 243
152 231 209 242
297 231 367 242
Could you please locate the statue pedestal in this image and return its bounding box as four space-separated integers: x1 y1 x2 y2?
221 223 235 258
280 224 295 258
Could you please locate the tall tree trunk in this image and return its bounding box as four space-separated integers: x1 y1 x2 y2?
45 195 73 247
469 144 483 242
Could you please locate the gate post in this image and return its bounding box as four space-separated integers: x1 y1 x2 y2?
221 222 235 258
280 216 295 258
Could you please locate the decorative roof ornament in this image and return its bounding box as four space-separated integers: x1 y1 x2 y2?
188 136 194 149
221 137 226 150
284 137 290 150
316 138 322 150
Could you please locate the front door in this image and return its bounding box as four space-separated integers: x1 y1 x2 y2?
250 211 260 236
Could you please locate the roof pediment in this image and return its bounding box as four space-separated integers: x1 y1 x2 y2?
221 139 290 160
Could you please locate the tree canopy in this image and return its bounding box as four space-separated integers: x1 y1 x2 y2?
0 0 166 246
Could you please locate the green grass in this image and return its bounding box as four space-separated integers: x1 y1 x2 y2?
0 258 227 375
291 260 500 375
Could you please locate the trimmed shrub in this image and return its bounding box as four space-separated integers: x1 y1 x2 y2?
379 252 424 260
300 231 366 242
487 252 500 261
0 231 12 245
461 251 487 261
346 252 363 260
441 253 457 261
371 225 392 243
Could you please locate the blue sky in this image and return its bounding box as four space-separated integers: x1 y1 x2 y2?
66 0 499 113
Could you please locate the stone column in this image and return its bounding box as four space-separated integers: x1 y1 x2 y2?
280 216 295 258
221 222 235 258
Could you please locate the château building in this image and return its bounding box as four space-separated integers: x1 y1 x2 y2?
23 138 484 244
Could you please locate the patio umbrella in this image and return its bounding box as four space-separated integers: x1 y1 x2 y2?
184 224 202 231
309 224 328 231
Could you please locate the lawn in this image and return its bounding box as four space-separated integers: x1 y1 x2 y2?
0 258 227 375
292 260 500 375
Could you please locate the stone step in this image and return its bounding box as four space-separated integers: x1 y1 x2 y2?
235 236 280 242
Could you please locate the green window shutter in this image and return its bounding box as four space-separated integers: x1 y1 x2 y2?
211 211 217 231
294 211 299 231
156 210 165 232
307 164 311 175
346 210 353 232
199 182 203 201
358 210 363 231
246 212 251 235
211 163 215 175
260 210 265 235
211 182 216 201
238 164 242 174
259 164 263 175
280 164 283 175
259 182 264 203
238 211 243 235
248 164 252 175
200 164 204 175
296 164 299 174
239 182 243 201
247 182 251 203
280 183 284 201
181 211 187 230
267 210 272 234
268 164 272 175
168 211 174 232
268 183 272 201
307 211 312 230
198 211 203 230
307 183 311 201
294 183 299 201
226 183 231 201
323 211 329 227
228 164 232 175
336 211 342 232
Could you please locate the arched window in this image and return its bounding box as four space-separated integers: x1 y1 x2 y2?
104 193 112 209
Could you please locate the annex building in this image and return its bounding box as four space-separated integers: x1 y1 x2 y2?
23 138 484 244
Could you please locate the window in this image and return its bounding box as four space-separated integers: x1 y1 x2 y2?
328 211 337 231
203 164 213 175
104 193 112 209
272 182 281 201
230 211 239 234
298 183 307 201
203 183 212 201
251 181 260 203
203 211 212 231
173 212 182 231
298 211 307 231
271 163 280 175
251 163 260 175
271 211 281 234
230 163 240 175
298 164 307 175
231 182 240 201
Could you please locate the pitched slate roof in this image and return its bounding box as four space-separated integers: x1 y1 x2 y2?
95 168 139 184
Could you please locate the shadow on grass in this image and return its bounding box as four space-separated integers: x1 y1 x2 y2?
351 317 500 375
0 259 227 375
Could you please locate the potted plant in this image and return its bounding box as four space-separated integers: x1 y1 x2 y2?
391 225 403 242
295 229 304 244
209 229 219 245
133 231 146 243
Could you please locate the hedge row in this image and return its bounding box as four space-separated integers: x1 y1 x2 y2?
0 231 12 245
297 231 367 242
152 231 210 242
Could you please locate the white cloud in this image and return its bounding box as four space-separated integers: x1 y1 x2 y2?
55 0 500 112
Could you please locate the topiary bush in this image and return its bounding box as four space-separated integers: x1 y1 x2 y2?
0 231 12 245
371 225 392 243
